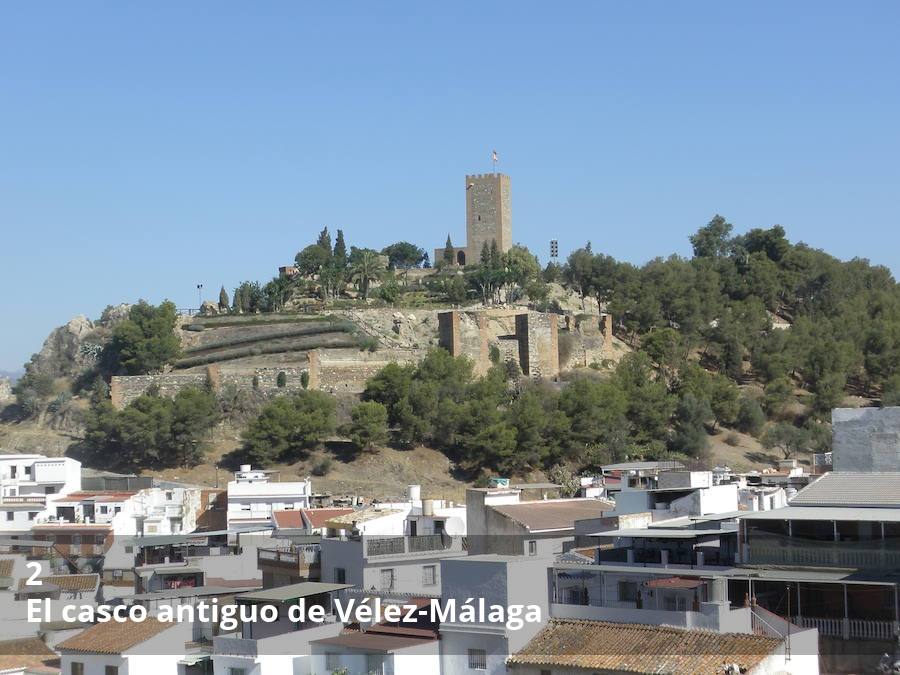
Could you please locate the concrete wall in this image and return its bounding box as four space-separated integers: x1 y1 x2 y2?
832 407 900 471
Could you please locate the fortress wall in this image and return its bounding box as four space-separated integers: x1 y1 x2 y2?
438 309 559 380
310 349 421 394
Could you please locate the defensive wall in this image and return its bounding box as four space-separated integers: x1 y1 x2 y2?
437 309 559 379
109 350 422 409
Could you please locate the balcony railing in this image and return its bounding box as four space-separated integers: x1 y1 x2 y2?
749 544 900 569
365 534 464 558
0 495 46 505
794 616 898 640
257 545 321 575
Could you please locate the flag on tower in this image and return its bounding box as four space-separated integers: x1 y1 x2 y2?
491 150 498 162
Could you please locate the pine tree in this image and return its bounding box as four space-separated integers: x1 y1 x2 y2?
444 235 455 264
334 229 347 267
218 286 229 311
422 252 431 269
316 227 332 253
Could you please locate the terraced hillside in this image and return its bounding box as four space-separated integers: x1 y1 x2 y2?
176 314 363 371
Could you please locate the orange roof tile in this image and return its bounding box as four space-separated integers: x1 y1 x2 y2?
0 636 58 671
53 491 136 504
18 574 99 593
507 619 781 674
302 508 354 529
57 618 173 654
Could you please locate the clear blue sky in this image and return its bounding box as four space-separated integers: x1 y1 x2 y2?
1 1 898 372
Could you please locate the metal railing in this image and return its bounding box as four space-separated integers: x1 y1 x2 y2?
365 534 459 557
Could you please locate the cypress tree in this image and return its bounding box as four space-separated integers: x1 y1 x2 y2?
218 286 229 311
444 235 455 264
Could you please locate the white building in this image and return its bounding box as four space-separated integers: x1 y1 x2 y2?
319 485 468 594
439 554 551 675
58 617 194 675
0 454 81 534
226 465 312 530
611 470 739 520
212 582 350 675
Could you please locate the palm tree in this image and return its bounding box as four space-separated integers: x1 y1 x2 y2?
349 248 386 300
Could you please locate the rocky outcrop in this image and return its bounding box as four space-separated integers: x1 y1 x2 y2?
0 377 12 402
26 304 131 379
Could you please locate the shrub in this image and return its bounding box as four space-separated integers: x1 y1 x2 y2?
735 396 766 436
310 457 332 476
724 432 741 447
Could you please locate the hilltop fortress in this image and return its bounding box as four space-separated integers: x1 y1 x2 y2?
435 173 512 266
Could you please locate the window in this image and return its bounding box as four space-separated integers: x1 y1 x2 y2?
366 654 385 674
527 540 537 556
24 466 32 477
541 670 552 675
5 512 13 521
124 546 133 554
165 491 174 501
228 669 246 675
95 534 106 545
28 512 37 521
105 666 119 675
99 506 108 514
334 567 346 584
72 535 82 546
468 648 487 670
422 565 436 586
70 663 84 675
380 568 394 590
618 580 639 603
10 466 16 479
45 486 55 495
325 653 339 671
112 569 123 580
433 520 444 535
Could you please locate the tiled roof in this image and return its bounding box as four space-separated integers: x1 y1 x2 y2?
790 472 900 507
57 618 172 654
0 636 59 671
53 491 136 503
507 619 780 674
273 508 354 529
0 558 14 577
312 632 436 652
271 510 303 529
491 499 614 532
18 574 99 593
324 507 400 527
302 508 354 529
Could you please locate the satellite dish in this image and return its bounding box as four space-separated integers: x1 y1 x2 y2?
443 516 465 536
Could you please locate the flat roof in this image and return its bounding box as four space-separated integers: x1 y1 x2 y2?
552 562 899 586
123 526 273 547
739 506 900 522
312 631 436 652
237 582 352 603
590 528 719 540
128 585 260 602
491 499 614 533
602 461 685 472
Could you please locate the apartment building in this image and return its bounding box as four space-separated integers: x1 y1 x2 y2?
226 465 312 530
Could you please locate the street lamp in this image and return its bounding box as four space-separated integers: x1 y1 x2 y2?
196 283 203 309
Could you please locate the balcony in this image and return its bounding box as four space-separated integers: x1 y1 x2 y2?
0 495 46 505
257 545 321 578
364 534 466 558
748 543 900 569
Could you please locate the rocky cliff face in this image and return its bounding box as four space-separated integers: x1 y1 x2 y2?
0 377 12 402
26 304 131 380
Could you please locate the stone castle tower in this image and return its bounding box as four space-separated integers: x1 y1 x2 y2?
435 172 512 266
